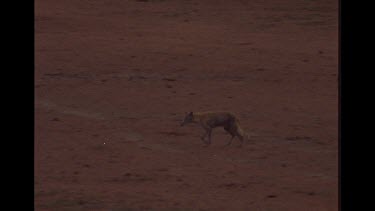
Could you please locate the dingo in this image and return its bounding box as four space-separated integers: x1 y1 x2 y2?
180 111 249 146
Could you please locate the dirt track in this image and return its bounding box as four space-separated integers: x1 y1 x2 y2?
35 0 338 210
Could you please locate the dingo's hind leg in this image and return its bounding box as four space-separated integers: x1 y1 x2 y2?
201 132 207 141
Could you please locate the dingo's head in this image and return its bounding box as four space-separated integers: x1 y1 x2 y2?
180 112 194 126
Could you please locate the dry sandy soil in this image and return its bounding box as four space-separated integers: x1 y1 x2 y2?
35 0 338 210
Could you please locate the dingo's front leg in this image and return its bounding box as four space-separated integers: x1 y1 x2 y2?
201 132 207 142
238 136 244 147
226 136 234 146
201 128 211 145
206 129 212 145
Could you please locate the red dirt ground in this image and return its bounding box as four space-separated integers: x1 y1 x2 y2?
35 0 338 210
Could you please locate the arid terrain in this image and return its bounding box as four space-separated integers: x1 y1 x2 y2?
35 0 338 210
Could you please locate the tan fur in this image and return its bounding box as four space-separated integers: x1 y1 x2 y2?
180 111 249 146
